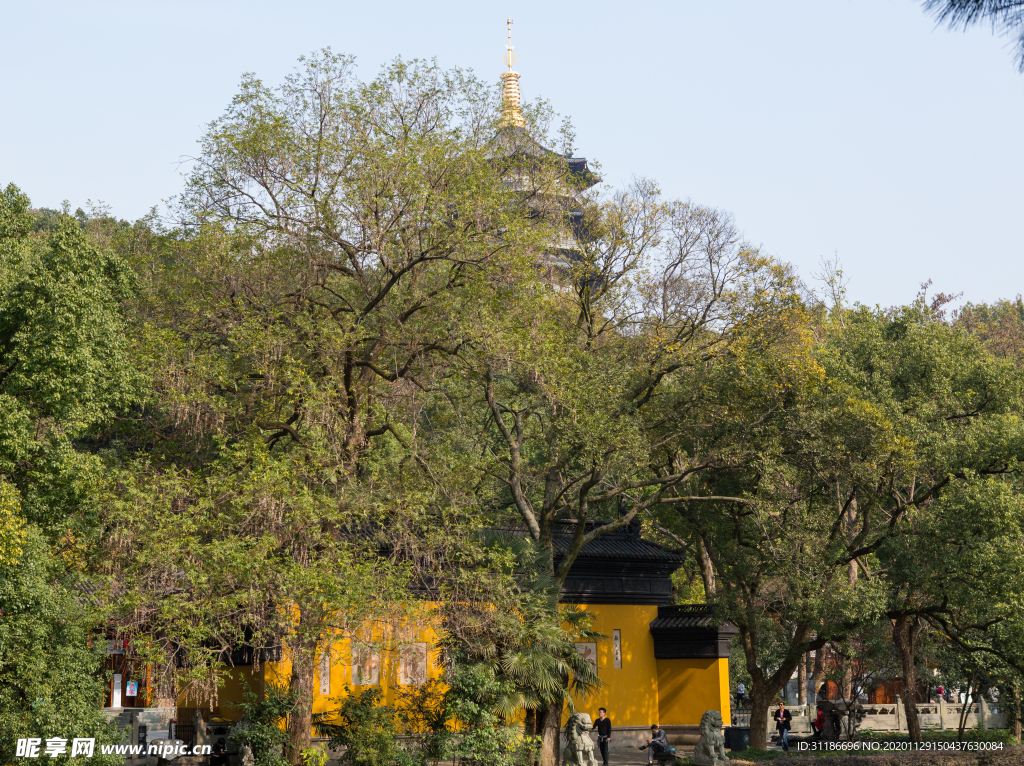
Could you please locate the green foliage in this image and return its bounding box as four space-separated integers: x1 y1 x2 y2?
393 680 448 750
442 663 519 728
0 480 26 566
957 297 1024 366
0 184 142 762
671 561 707 605
0 182 141 536
313 687 415 766
728 634 752 695
314 671 538 766
230 683 297 766
651 298 1024 747
439 535 602 721
299 746 328 766
0 527 122 766
7 38 1024 766
438 664 539 766
95 54 558 752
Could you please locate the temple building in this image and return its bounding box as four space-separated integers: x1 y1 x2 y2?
555 522 735 747
489 17 600 286
152 522 736 749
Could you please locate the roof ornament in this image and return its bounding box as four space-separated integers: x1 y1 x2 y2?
500 17 526 128
504 17 517 71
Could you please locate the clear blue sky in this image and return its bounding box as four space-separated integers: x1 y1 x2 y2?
2 0 1022 308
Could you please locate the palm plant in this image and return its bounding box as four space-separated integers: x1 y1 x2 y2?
440 532 603 733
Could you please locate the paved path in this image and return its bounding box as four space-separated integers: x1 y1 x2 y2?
602 740 784 765
603 750 693 766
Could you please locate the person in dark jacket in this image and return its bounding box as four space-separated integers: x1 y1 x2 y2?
210 739 229 766
773 701 793 752
640 724 669 764
591 708 611 766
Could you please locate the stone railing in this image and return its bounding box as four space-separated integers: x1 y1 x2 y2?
730 698 1007 734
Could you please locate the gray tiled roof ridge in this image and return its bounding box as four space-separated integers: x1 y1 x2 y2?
493 521 684 562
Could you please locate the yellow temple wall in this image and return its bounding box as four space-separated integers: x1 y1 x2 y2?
177 664 265 720
178 603 729 738
564 604 660 728
264 640 443 711
196 621 443 724
655 658 731 726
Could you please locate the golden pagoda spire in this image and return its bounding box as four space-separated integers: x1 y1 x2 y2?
500 17 525 128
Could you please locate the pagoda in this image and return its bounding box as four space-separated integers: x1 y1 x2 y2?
492 18 599 282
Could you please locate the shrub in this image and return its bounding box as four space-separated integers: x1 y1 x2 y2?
314 686 420 766
436 664 539 766
229 683 297 766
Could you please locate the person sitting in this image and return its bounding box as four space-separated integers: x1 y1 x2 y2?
211 738 229 766
639 724 669 764
811 706 825 740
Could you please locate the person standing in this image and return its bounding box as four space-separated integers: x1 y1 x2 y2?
773 701 792 752
736 682 746 707
592 708 612 766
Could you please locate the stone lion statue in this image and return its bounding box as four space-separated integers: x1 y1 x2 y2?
240 744 255 766
692 710 729 766
563 712 599 766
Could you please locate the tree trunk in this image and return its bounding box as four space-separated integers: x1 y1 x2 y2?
843 509 858 703
284 626 319 766
697 537 716 599
747 684 772 752
957 679 977 744
842 662 853 701
1013 685 1021 744
812 649 825 703
525 708 538 737
537 700 564 766
892 615 923 743
739 621 814 749
798 652 807 706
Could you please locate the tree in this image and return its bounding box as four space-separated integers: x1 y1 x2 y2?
0 184 141 756
101 51 562 765
424 192 797 761
464 197 797 588
653 300 1024 747
652 304 887 749
879 473 1024 740
922 0 1024 71
435 534 600 761
0 518 124 766
839 305 1024 741
956 297 1024 366
0 183 140 537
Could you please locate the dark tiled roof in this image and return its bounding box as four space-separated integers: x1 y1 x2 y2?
649 604 738 659
488 126 600 189
551 522 683 563
648 604 719 630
